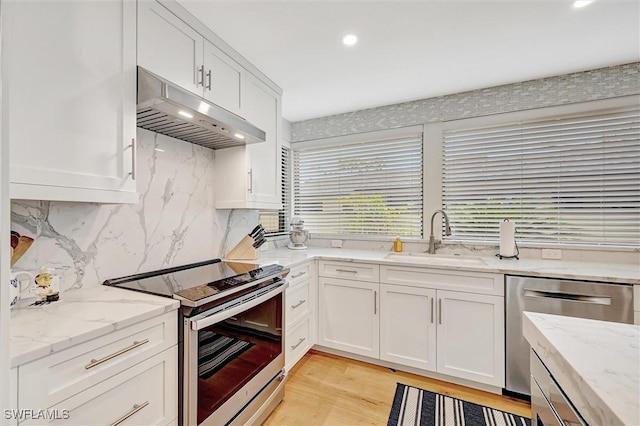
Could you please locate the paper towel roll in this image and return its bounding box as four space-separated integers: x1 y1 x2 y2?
500 220 516 257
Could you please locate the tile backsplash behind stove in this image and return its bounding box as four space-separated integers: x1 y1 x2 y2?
10 128 258 293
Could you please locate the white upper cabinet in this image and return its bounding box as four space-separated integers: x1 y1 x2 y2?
137 0 203 95
5 0 138 203
214 75 282 210
138 0 284 209
137 1 246 118
203 41 244 116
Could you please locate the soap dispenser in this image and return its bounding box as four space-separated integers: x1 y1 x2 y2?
393 237 403 253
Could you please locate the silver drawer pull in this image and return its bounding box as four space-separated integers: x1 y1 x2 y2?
524 289 611 305
291 300 306 309
335 269 357 273
85 339 150 370
291 272 306 279
110 401 149 426
291 337 306 350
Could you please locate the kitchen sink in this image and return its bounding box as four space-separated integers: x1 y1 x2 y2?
383 252 485 265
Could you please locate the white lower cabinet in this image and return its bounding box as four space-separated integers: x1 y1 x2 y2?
317 261 505 389
379 284 437 371
436 290 504 387
318 277 379 358
16 311 178 425
284 262 316 372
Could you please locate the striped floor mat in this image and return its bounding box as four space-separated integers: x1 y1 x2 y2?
388 383 531 426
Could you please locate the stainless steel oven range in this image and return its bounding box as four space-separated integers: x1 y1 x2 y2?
104 259 289 426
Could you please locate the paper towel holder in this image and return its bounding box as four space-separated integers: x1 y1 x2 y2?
496 219 520 260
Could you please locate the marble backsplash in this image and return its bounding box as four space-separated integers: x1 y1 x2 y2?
10 128 258 293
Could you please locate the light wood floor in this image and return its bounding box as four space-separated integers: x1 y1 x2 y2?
264 350 531 425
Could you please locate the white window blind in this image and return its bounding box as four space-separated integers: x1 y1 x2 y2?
442 108 640 247
294 132 423 238
259 145 291 235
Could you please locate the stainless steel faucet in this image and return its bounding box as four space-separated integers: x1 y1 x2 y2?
428 209 452 254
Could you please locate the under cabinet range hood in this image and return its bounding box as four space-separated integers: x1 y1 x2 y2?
136 67 266 149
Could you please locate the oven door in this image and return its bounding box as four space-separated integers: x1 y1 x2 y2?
184 281 286 426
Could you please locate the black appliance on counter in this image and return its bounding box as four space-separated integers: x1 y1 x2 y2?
104 259 289 426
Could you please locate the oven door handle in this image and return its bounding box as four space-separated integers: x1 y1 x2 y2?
189 283 286 331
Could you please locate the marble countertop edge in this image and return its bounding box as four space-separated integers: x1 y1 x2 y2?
523 312 640 426
10 286 179 368
254 248 640 284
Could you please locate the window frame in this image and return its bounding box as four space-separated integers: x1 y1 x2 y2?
292 125 427 240
439 95 640 249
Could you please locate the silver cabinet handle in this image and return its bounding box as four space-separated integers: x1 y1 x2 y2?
206 69 212 90
291 300 306 309
110 401 149 426
198 65 205 86
291 272 306 279
523 289 611 305
129 138 136 180
85 339 149 370
248 168 253 193
291 337 306 350
335 269 357 273
430 297 434 324
438 299 442 325
374 290 377 315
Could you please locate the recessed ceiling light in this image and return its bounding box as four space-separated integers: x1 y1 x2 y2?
573 0 594 8
342 34 358 46
234 133 245 140
178 110 194 119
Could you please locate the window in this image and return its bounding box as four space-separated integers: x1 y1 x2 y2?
442 103 640 247
293 127 423 238
259 145 291 236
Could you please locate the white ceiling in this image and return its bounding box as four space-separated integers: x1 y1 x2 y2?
177 0 640 122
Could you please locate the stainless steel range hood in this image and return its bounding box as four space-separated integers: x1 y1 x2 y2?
137 67 265 149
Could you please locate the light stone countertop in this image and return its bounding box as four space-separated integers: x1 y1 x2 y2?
524 312 640 426
253 247 640 284
10 247 638 368
9 285 179 367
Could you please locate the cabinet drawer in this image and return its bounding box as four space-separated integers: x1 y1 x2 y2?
19 311 177 409
286 281 311 327
318 260 379 282
380 265 503 296
45 346 178 426
285 315 312 372
288 262 312 288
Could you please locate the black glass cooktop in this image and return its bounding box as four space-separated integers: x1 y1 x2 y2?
103 259 286 305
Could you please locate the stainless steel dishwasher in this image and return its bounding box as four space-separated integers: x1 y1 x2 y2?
505 274 634 398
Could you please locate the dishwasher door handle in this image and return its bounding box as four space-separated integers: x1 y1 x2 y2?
523 289 611 305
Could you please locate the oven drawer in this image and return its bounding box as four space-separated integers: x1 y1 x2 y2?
286 280 311 327
19 311 177 410
319 260 379 282
46 346 177 426
286 315 312 371
288 262 312 288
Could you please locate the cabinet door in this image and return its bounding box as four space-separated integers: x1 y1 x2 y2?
203 41 244 117
243 74 282 209
380 285 437 371
318 277 379 358
138 0 203 95
436 290 505 387
6 0 137 203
